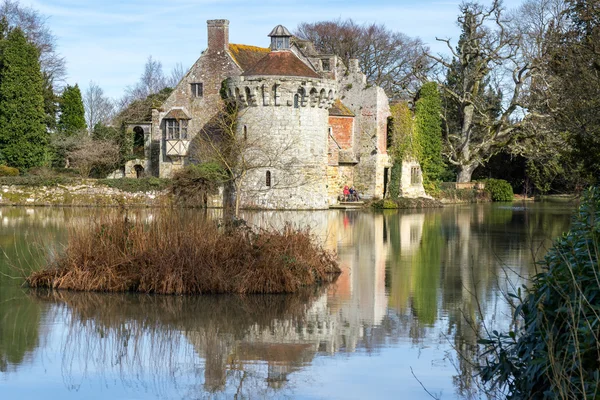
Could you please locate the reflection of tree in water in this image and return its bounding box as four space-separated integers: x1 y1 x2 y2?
0 207 72 373
30 289 334 398
383 204 573 396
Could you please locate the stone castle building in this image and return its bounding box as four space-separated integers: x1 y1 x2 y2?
128 19 427 209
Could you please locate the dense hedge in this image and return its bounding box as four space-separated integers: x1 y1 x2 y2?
479 187 600 398
0 165 19 176
484 178 514 202
97 177 170 193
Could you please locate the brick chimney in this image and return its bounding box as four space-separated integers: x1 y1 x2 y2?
207 19 229 51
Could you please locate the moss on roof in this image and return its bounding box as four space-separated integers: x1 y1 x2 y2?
228 44 270 71
329 99 355 117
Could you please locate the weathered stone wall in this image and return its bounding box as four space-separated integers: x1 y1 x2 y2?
399 158 428 198
226 75 336 209
152 20 243 178
337 60 391 199
0 182 224 208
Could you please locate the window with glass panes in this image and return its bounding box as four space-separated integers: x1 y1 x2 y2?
165 119 189 140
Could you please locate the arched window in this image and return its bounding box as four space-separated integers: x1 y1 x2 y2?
293 94 299 108
245 87 252 105
266 170 271 187
243 125 248 140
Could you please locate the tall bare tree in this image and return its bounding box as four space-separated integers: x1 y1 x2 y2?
295 19 429 97
191 104 313 217
120 56 168 110
83 81 114 131
167 62 186 88
430 0 540 182
0 0 66 85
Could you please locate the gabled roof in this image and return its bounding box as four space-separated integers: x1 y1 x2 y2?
329 99 355 117
242 51 320 78
163 108 191 120
228 44 270 71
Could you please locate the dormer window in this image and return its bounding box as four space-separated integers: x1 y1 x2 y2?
322 59 331 71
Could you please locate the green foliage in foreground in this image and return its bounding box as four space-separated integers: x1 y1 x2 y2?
484 179 514 202
479 187 600 399
97 177 170 193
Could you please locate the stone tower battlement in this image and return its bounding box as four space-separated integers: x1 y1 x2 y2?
224 76 337 110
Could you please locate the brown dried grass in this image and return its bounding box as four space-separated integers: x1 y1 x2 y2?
26 211 340 294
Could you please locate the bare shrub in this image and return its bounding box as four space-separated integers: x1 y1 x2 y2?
26 211 340 295
68 136 120 178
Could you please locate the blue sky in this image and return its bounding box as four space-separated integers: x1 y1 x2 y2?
21 0 524 99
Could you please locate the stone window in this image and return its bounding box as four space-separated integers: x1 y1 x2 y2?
410 166 421 185
294 94 299 108
266 170 271 187
243 125 248 140
322 58 330 71
191 83 203 98
165 119 189 140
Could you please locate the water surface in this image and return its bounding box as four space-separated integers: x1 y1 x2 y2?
0 204 574 399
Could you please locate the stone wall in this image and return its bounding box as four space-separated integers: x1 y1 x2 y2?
226 75 336 209
337 61 391 199
152 20 243 178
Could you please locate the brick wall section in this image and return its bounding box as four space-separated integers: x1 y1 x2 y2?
329 116 354 150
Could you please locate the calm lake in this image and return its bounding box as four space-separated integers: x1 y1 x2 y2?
0 203 574 399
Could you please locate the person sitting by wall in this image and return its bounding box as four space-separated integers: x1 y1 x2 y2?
350 187 360 201
343 185 351 201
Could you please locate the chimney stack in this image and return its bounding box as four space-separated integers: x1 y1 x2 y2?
207 19 229 51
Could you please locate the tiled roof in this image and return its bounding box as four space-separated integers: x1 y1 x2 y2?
228 44 270 71
242 51 320 78
163 108 191 120
329 99 355 117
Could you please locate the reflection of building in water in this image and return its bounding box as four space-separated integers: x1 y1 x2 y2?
182 210 390 391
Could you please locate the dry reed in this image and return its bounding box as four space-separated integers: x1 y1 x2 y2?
26 211 340 294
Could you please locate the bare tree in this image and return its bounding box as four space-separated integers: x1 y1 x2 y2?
120 56 168 109
0 0 66 85
68 136 120 178
295 19 429 97
192 104 312 217
167 62 186 88
430 0 540 182
83 81 114 131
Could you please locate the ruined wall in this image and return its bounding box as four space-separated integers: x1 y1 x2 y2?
399 158 428 198
337 60 391 199
226 75 336 209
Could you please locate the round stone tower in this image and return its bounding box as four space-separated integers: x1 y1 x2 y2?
224 25 336 209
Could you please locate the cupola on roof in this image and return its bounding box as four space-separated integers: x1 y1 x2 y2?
268 25 292 37
268 24 292 50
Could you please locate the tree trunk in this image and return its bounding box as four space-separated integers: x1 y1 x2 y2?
456 163 478 183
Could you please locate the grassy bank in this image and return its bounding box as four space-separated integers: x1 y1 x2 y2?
26 211 340 295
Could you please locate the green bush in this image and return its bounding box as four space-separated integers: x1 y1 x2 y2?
0 165 19 176
0 175 76 186
170 163 227 206
479 187 600 398
97 177 170 193
484 178 514 202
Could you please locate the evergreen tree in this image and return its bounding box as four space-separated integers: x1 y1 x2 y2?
0 26 47 170
58 84 86 135
414 82 444 184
